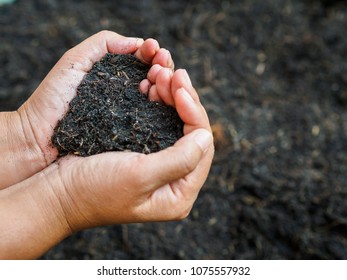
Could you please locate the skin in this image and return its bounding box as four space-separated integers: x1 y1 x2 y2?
0 31 214 259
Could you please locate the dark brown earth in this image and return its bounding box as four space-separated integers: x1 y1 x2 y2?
1 0 347 259
51 53 183 157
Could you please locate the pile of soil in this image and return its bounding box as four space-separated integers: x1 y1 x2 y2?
52 53 183 156
1 0 347 259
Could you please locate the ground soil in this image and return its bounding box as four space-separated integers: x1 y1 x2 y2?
1 0 347 259
52 53 183 156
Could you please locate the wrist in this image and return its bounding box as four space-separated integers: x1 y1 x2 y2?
0 163 72 259
0 110 47 188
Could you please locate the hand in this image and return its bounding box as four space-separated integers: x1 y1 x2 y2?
0 31 214 259
0 30 175 189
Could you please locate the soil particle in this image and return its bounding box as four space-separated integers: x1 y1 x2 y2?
51 53 183 157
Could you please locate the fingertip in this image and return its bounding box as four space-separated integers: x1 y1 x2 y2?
189 129 213 153
175 87 202 128
153 48 173 68
106 35 144 55
169 130 207 172
156 68 174 106
181 69 192 87
147 64 163 83
135 38 145 48
157 67 173 85
139 79 151 94
167 50 175 70
135 38 160 64
136 131 205 193
173 69 192 86
145 38 160 51
172 69 199 103
148 85 162 102
163 49 175 70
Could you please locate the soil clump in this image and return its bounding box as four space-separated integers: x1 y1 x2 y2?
51 53 183 157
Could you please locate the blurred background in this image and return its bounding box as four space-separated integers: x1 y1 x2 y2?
1 0 347 259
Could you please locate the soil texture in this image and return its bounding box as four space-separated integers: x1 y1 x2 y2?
1 0 347 259
52 53 183 157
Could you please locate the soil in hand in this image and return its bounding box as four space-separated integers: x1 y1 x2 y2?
51 53 184 157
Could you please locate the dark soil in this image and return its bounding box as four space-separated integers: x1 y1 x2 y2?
51 53 183 157
1 0 347 259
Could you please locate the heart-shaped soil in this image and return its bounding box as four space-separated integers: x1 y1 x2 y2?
51 53 183 157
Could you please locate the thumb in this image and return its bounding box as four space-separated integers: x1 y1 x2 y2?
136 128 213 192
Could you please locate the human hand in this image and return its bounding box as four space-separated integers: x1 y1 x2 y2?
54 69 214 229
0 30 175 189
0 31 214 259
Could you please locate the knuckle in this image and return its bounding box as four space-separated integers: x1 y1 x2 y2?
62 47 74 59
97 29 111 37
167 199 193 221
130 154 150 186
175 205 192 221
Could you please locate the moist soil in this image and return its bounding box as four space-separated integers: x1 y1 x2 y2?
1 0 347 259
51 53 183 157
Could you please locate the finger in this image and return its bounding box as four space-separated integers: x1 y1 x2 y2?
175 88 203 127
148 85 162 102
169 141 215 197
152 48 175 70
147 64 163 83
139 79 151 94
134 38 160 64
134 129 213 193
63 30 144 72
171 69 200 103
170 69 210 133
173 86 210 135
156 68 174 106
149 147 214 221
154 142 214 221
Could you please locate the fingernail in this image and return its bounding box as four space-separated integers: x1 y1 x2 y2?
182 69 192 87
132 37 144 48
163 67 173 77
179 87 194 104
194 130 213 152
166 50 174 69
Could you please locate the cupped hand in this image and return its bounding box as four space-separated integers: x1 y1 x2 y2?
48 40 214 230
1 30 174 189
55 69 214 230
0 30 214 259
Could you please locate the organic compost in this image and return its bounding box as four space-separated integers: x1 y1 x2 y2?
51 53 183 157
